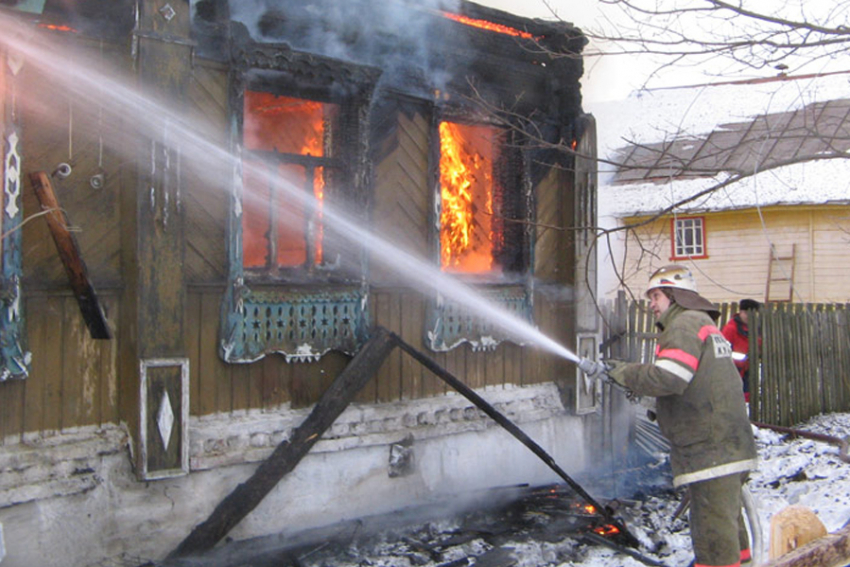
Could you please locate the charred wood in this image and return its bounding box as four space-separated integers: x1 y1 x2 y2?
472 547 518 567
752 421 850 464
581 532 667 567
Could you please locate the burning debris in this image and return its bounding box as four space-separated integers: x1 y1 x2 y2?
155 483 681 567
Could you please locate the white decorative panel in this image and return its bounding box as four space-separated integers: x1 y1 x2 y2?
139 358 189 480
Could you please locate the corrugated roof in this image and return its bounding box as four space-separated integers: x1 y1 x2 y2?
613 98 850 184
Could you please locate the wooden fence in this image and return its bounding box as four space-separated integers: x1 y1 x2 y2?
601 292 850 426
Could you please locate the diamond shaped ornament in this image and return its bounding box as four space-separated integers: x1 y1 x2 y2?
156 391 175 450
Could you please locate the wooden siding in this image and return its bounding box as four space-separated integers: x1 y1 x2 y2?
180 287 571 416
619 205 850 304
534 167 565 282
184 287 352 413
0 293 119 444
19 43 124 289
3 54 582 436
370 99 432 286
184 60 230 283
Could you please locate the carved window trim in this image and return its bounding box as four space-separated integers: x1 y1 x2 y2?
220 41 380 363
0 51 31 380
426 110 534 352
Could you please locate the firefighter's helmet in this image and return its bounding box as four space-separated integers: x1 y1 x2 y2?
646 264 720 321
646 264 697 296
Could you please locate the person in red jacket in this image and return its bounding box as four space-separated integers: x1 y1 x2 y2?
721 299 761 402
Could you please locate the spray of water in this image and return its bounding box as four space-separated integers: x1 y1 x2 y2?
0 14 582 365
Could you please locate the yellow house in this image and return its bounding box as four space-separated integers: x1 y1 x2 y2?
620 205 850 304
593 71 850 304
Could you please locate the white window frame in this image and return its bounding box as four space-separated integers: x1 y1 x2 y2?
672 216 707 259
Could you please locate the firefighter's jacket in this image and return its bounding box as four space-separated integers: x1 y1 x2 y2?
618 303 758 487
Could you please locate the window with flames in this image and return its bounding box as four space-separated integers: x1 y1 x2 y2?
241 90 339 274
438 120 524 277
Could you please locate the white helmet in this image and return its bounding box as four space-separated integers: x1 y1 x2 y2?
646 264 697 297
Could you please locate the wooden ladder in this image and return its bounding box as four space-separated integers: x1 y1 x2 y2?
765 244 796 302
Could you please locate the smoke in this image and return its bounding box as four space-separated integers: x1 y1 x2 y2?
222 0 463 93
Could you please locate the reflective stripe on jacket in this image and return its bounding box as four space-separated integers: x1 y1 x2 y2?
619 303 758 487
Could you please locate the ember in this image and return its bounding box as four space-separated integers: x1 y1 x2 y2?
440 11 536 39
184 483 678 567
37 23 77 33
438 121 497 274
593 523 622 536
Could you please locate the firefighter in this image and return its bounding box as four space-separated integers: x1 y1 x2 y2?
596 264 759 567
721 298 761 403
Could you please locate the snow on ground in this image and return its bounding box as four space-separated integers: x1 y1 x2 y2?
749 412 850 535
271 411 850 567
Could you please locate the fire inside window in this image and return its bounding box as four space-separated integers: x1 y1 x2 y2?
241 91 339 270
672 216 706 259
438 121 504 275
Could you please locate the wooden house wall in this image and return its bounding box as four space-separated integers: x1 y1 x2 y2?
620 205 850 303
184 59 230 284
0 293 119 444
19 39 125 289
2 50 579 438
0 39 126 443
534 167 568 282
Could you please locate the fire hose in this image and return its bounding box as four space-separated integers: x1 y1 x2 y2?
391 337 642 549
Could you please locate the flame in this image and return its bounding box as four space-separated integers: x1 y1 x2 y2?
438 121 494 273
441 12 535 39
242 92 327 267
571 502 596 514
38 23 77 33
593 524 621 536
299 111 325 265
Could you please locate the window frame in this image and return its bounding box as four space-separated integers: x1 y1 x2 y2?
0 51 30 380
434 114 530 282
426 110 534 352
219 41 380 364
670 215 708 260
239 87 346 284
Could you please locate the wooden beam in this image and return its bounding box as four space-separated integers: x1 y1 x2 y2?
28 171 112 339
390 332 640 549
167 327 397 560
761 523 850 567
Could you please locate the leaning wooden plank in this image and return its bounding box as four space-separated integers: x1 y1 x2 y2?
760 523 850 567
28 171 111 339
167 326 396 560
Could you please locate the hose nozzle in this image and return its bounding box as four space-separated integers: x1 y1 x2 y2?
578 357 607 379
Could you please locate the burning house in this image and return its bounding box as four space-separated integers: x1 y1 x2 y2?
0 1 608 565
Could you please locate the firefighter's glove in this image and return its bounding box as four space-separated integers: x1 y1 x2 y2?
603 359 629 387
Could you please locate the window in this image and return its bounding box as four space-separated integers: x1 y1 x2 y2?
220 49 377 364
671 216 707 259
427 118 532 351
437 120 525 277
241 91 340 274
